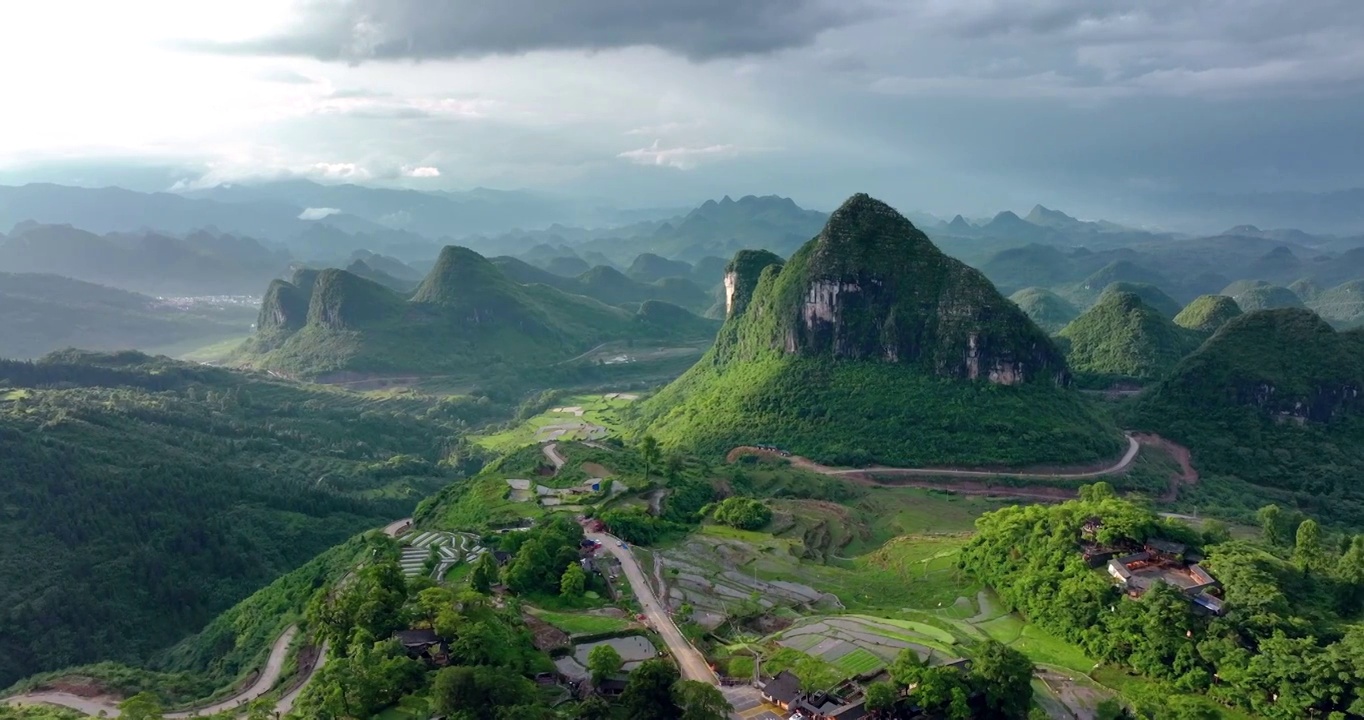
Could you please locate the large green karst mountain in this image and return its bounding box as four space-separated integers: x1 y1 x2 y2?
237 245 717 380
1173 294 1243 334
638 194 1122 467
1008 287 1079 333
1134 308 1364 525
1057 291 1203 383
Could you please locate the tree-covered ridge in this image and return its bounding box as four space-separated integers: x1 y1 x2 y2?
638 194 1122 467
960 489 1364 719
0 352 492 688
489 255 712 313
1008 287 1079 333
1133 309 1364 527
236 245 719 379
1057 291 1202 383
1173 294 1243 334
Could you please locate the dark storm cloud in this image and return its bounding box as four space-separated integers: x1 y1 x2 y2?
197 0 871 62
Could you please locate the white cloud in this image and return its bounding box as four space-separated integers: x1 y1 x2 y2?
312 162 370 180
299 207 341 219
617 140 740 170
402 165 441 178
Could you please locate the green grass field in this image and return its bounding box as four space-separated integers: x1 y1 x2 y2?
473 394 637 452
832 648 884 676
528 609 634 636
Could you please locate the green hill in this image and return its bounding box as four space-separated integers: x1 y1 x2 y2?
638 194 1121 467
626 252 693 282
0 272 255 360
1221 279 1305 311
1134 309 1364 527
1172 294 1243 334
490 256 712 313
1008 287 1080 333
0 351 494 688
1308 280 1364 327
1071 281 1182 318
1289 277 1323 302
237 246 716 381
1057 291 1202 383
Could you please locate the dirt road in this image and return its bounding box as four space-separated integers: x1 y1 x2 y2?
4 627 298 718
588 531 716 685
543 442 567 471
5 516 413 718
810 433 1140 480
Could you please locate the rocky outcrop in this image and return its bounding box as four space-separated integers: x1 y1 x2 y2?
257 279 309 334
723 249 783 318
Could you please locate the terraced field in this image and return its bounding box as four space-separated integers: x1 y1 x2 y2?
473 394 637 452
399 530 484 580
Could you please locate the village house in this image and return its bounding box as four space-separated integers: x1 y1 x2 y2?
1106 539 1224 614
393 628 449 665
759 670 802 710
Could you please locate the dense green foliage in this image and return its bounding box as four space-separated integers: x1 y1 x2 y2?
0 352 488 688
296 544 553 719
1133 309 1364 527
0 271 254 359
1058 291 1202 383
238 246 718 380
1069 265 1177 311
712 497 772 530
961 491 1364 719
640 194 1122 467
872 642 1034 719
1173 295 1243 334
1008 287 1080 333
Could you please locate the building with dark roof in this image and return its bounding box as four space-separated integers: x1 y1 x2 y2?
760 670 802 709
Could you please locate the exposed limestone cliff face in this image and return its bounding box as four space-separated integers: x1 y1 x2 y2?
257 279 309 334
724 249 783 318
745 193 1067 385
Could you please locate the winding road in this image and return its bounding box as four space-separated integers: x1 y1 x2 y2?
3 518 413 718
588 531 716 685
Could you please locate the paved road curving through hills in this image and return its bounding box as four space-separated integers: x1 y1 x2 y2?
588 531 716 685
4 517 413 718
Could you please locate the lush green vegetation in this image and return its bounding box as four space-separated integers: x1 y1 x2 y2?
1009 287 1080 332
238 246 718 381
1306 279 1364 327
1133 309 1364 528
711 497 772 530
1174 294 1244 334
961 487 1364 718
1057 291 1202 384
642 355 1122 467
0 351 495 688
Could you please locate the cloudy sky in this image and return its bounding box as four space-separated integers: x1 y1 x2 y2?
2 0 1363 219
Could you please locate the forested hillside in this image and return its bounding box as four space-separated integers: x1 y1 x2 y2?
962 489 1364 719
1133 309 1364 527
0 352 498 687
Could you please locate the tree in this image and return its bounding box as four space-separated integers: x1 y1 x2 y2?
712 497 772 530
1258 504 1291 546
674 679 732 720
640 435 661 484
621 659 681 720
969 640 1035 718
1294 518 1327 573
889 647 926 687
1080 481 1116 502
471 550 499 593
574 695 613 719
1337 535 1364 611
864 681 898 712
416 586 456 625
1201 519 1232 546
588 643 624 684
1095 698 1128 720
561 562 587 597
117 692 164 720
794 656 839 694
